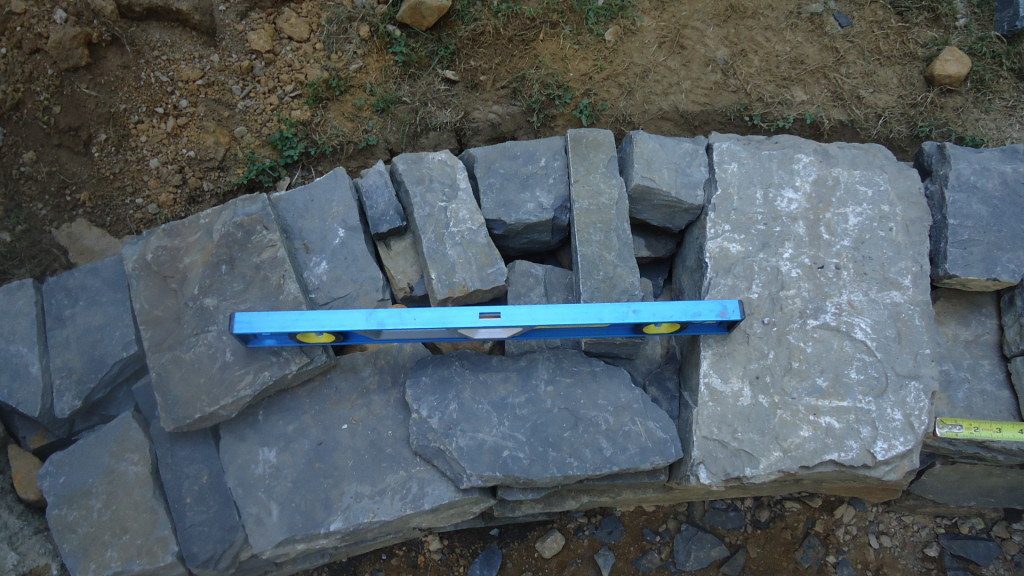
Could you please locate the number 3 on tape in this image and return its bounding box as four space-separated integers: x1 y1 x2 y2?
934 417 1024 442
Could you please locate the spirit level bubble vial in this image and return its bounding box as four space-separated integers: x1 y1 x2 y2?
230 300 745 347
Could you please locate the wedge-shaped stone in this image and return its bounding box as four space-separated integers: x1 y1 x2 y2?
406 350 682 489
375 230 429 305
133 380 248 576
122 194 331 431
618 131 708 232
0 279 49 421
0 440 64 576
632 225 679 262
1011 357 1024 423
270 168 391 310
43 255 145 420
567 129 644 358
219 344 493 563
38 411 186 576
915 142 1024 290
354 160 407 239
504 260 578 356
460 136 570 255
671 134 938 498
390 151 507 306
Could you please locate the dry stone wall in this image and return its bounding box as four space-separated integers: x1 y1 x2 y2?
0 132 1021 576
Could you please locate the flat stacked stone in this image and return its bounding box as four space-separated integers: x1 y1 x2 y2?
915 142 1024 290
354 160 407 239
405 350 682 489
375 230 429 305
42 255 145 420
0 279 50 421
122 193 332 431
618 131 708 232
567 128 644 358
460 136 570 255
38 411 186 576
491 469 680 517
218 344 493 563
671 134 938 500
133 380 249 576
270 168 391 310
632 225 680 262
390 151 507 306
909 461 1024 508
504 260 578 356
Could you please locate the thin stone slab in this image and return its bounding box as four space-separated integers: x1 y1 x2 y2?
1010 357 1024 421
504 260 578 356
670 134 938 497
43 255 145 420
270 168 391 310
909 461 1024 508
133 380 248 576
0 279 49 421
375 230 429 305
122 193 332 431
219 344 493 563
618 131 708 232
354 160 407 239
390 151 507 306
632 225 679 262
567 128 643 358
915 141 1024 290
460 136 570 255
1001 281 1024 359
996 0 1023 37
38 411 186 576
405 350 682 489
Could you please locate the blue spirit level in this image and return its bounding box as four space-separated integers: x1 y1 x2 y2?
230 300 744 347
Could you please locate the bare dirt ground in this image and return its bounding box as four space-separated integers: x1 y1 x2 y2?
1 0 1022 284
1 1 1022 575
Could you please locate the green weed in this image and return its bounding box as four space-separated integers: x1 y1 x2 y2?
571 0 637 35
304 73 349 107
915 119 987 147
513 70 577 128
571 94 607 127
366 84 401 114
238 120 340 188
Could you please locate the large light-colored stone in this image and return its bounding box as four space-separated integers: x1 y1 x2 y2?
38 412 186 576
567 128 644 358
218 344 492 563
405 350 682 489
460 136 570 255
618 131 707 232
7 443 45 507
670 134 938 499
53 218 122 265
390 151 507 306
43 255 145 420
0 279 49 421
122 194 332 431
396 0 451 31
269 168 391 310
915 141 1024 290
924 46 972 88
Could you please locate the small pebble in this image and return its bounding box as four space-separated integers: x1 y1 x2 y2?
534 529 565 560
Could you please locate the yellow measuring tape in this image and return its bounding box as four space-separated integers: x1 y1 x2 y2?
934 418 1024 442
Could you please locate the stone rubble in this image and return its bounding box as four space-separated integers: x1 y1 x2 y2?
6 129 1024 576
